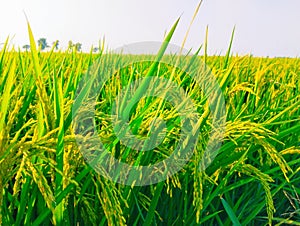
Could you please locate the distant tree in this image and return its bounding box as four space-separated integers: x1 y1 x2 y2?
23 44 30 51
93 47 99 53
68 40 74 49
75 43 82 52
52 40 59 50
38 38 49 50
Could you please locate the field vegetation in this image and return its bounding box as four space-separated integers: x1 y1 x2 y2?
0 18 299 226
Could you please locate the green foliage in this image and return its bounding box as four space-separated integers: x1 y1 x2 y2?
0 21 299 226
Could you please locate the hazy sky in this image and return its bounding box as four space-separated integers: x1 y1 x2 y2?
1 0 300 57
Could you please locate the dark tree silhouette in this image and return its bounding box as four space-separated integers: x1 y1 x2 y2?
75 43 82 52
23 45 30 51
38 38 49 50
93 47 99 53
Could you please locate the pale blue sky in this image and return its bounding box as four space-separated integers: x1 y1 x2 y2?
1 0 300 56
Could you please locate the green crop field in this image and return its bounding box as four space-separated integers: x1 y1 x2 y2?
0 18 299 226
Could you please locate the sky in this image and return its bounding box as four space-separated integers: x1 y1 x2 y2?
1 0 300 57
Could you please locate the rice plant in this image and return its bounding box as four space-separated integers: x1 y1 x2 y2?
0 12 299 226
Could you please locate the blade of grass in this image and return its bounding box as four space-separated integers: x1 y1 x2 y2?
221 197 242 226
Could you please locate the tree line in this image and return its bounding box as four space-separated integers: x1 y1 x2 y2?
22 38 100 52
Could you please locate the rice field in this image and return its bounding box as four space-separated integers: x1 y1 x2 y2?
0 20 299 226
